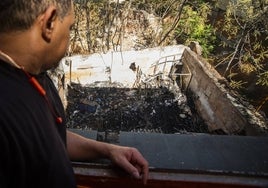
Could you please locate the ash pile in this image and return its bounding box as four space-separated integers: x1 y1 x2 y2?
66 79 209 134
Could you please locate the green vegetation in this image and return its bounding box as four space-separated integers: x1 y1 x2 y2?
217 0 268 86
215 0 268 112
175 3 216 57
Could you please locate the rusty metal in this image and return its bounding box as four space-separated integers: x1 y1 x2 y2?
73 162 268 188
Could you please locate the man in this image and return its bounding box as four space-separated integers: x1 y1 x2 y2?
0 0 148 187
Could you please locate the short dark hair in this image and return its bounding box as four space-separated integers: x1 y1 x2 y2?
0 0 72 33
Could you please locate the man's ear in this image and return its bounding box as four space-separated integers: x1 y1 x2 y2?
41 6 57 42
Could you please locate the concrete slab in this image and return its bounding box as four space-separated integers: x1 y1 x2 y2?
68 128 98 140
118 132 268 176
70 129 268 177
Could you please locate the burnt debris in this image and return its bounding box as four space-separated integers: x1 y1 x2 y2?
66 81 209 134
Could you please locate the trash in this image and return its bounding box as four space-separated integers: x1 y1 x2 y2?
78 99 98 113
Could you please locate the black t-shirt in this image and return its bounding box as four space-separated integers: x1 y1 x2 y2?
0 60 76 188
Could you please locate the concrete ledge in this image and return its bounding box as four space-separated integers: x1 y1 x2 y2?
71 130 268 187
68 128 98 140
119 132 268 176
180 48 267 135
70 129 268 177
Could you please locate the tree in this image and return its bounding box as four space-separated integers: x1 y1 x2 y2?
215 0 268 87
211 0 268 113
175 2 216 57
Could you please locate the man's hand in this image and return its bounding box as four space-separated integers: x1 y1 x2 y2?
108 145 149 184
67 131 149 184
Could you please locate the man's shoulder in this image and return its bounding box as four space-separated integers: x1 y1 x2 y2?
0 68 28 101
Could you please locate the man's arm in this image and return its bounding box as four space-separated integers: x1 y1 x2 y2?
66 130 149 184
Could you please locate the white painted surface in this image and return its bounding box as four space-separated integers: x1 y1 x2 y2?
62 45 186 87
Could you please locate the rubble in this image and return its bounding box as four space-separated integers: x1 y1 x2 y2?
66 79 209 134
64 46 266 136
63 46 212 136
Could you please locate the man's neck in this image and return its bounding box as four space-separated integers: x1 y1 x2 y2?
0 31 43 75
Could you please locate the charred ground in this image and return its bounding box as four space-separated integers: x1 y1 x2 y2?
66 82 209 134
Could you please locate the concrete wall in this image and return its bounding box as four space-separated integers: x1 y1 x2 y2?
180 48 267 135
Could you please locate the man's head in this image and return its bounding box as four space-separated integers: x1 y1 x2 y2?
0 0 72 33
0 0 74 74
